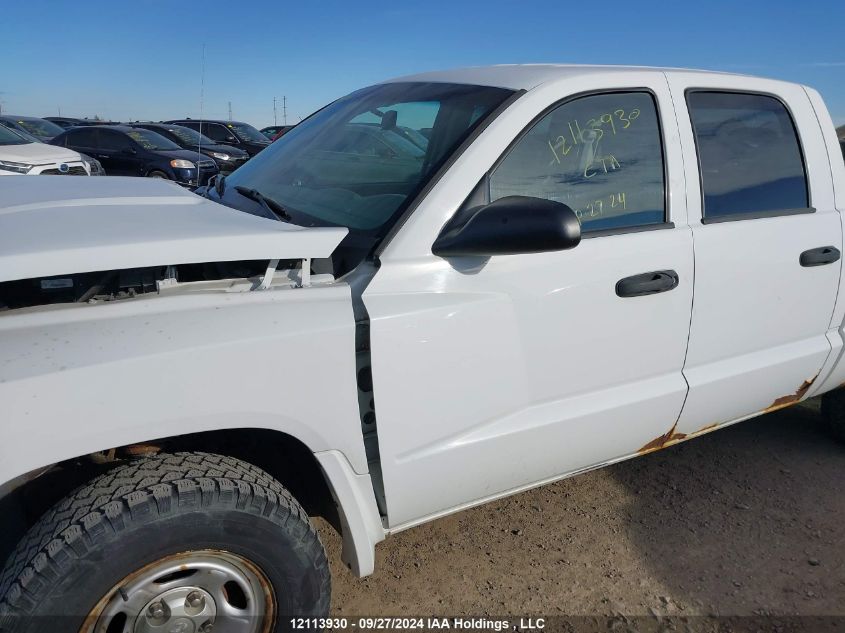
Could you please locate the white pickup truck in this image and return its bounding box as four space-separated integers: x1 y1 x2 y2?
1 65 844 632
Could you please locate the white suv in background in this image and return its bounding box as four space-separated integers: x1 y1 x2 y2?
0 123 103 175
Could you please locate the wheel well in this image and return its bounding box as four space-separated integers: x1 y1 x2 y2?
0 429 340 568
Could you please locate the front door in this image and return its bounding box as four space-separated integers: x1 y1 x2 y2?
365 74 696 528
96 129 139 176
665 74 843 434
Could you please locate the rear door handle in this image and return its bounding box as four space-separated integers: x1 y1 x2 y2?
800 246 840 267
616 270 679 298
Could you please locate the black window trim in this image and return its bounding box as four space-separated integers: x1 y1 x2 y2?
700 207 815 225
582 221 676 239
684 88 813 225
478 87 671 238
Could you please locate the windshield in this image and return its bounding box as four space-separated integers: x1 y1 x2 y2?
14 118 65 138
0 125 30 146
222 82 514 235
230 122 270 144
126 129 181 151
164 125 214 146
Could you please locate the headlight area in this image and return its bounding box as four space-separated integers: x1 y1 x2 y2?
79 154 105 176
0 160 34 174
168 158 215 188
86 160 105 175
210 152 230 161
170 159 196 169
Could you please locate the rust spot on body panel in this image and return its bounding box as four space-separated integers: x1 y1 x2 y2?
638 374 819 456
693 423 719 435
638 421 687 455
764 375 818 414
638 421 725 455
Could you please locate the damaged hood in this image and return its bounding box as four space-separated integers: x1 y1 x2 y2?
0 176 348 283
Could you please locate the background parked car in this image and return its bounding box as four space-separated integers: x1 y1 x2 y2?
131 122 249 174
0 124 105 174
0 124 99 175
166 119 270 156
44 116 120 129
45 116 85 129
260 124 292 139
0 115 66 142
51 125 218 186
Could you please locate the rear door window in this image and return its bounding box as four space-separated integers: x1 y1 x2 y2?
687 92 809 220
67 128 98 148
98 130 133 151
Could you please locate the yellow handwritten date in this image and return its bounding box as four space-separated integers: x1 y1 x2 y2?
574 192 627 220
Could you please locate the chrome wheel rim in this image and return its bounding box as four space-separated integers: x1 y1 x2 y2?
81 550 275 633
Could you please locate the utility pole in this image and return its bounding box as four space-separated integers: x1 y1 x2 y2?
283 96 287 125
228 101 232 121
273 97 277 126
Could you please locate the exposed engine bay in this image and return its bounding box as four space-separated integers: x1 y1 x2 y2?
0 259 313 311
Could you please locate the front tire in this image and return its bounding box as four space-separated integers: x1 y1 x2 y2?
147 170 169 179
0 452 330 632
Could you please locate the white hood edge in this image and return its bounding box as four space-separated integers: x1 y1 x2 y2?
0 176 348 284
0 142 84 165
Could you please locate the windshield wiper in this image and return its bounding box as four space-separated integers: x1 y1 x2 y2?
234 185 293 223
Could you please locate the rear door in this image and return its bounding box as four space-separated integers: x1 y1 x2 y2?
96 129 139 176
666 73 843 434
64 127 98 159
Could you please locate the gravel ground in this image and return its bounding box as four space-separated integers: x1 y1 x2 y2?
318 398 845 618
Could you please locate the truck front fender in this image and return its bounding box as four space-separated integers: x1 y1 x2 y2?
0 284 369 502
316 450 385 576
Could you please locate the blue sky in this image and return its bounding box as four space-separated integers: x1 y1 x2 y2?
1 0 844 128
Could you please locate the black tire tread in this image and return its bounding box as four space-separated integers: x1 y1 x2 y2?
0 452 329 620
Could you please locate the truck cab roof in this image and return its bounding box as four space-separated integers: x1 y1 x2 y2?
387 64 801 91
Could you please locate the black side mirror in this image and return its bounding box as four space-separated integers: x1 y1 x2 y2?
432 196 581 257
380 110 398 130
